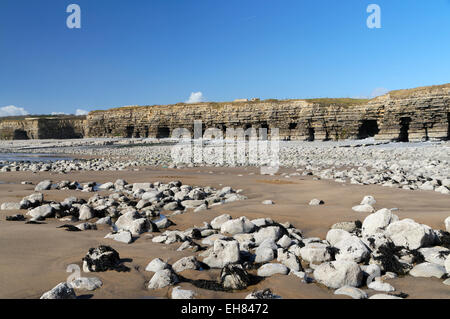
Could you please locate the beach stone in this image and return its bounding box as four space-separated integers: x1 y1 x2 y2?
254 226 283 246
352 204 375 213
96 216 112 225
171 286 196 299
277 235 293 249
409 262 446 278
220 216 256 235
309 199 324 206
220 263 251 290
155 217 173 230
82 245 129 272
368 281 395 292
210 214 232 230
361 264 382 281
78 204 93 220
326 229 352 246
369 294 403 299
335 236 371 263
257 263 289 277
255 246 275 263
201 234 227 246
194 204 208 212
277 249 302 272
145 258 170 272
299 243 331 265
361 195 376 206
443 278 450 286
40 282 76 299
313 260 363 289
115 210 152 236
385 219 436 250
334 286 368 299
35 180 52 191
148 269 179 289
203 239 240 268
362 208 399 236
251 218 273 227
172 256 201 273
69 277 102 291
181 200 206 209
362 233 391 250
262 200 274 205
445 217 450 232
27 204 54 219
418 247 449 266
132 183 152 191
105 230 133 244
331 221 358 233
1 202 20 210
445 256 450 273
245 289 281 299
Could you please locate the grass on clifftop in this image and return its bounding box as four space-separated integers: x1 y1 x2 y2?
0 114 86 122
388 83 450 98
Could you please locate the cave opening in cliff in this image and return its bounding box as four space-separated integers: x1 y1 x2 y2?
357 120 380 139
289 123 298 130
157 127 170 139
13 129 29 140
398 117 411 142
307 127 315 141
125 126 134 138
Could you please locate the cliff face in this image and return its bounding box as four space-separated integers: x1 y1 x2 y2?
85 84 450 142
0 116 86 140
1 84 449 142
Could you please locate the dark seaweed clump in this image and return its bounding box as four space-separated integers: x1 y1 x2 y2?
326 246 340 260
408 249 425 264
6 214 25 221
57 224 82 232
373 243 409 275
82 245 130 272
437 231 450 249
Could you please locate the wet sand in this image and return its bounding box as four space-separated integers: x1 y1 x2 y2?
0 166 449 299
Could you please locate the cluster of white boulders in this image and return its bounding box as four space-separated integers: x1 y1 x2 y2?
1 180 246 243
147 195 450 299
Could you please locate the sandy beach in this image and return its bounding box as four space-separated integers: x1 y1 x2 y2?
1 166 449 299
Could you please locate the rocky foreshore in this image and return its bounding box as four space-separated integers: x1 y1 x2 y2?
1 138 449 195
2 179 449 299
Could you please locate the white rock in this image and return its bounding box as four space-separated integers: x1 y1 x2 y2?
445 255 450 273
368 281 395 292
105 230 133 244
262 200 274 205
335 236 371 263
98 182 114 190
257 263 289 277
171 286 196 299
203 239 240 268
309 199 324 206
419 247 449 266
385 219 436 250
409 262 446 278
255 246 275 263
115 210 150 236
361 195 376 206
210 214 232 230
313 260 363 289
352 204 375 213
220 217 256 235
172 256 201 273
78 205 93 221
40 282 76 299
334 286 368 299
326 229 352 246
145 258 170 272
277 235 293 249
299 243 331 265
27 204 54 219
35 180 52 191
201 234 227 246
445 217 450 232
254 226 283 246
277 249 302 271
362 208 399 236
148 269 179 289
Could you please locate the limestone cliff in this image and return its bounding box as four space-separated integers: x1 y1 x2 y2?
1 83 449 142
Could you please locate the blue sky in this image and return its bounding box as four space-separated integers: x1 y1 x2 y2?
0 0 449 116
